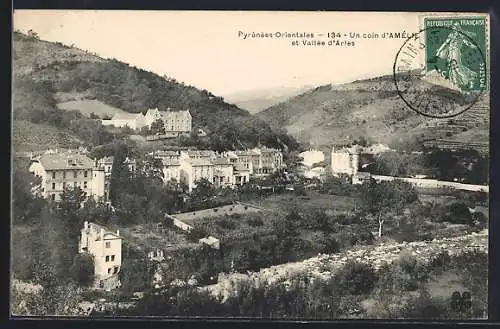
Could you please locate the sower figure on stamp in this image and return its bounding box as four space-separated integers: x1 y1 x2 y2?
434 22 478 90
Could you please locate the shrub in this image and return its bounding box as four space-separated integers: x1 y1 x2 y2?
398 251 417 274
247 217 264 227
186 227 208 242
215 218 236 230
70 253 95 287
332 261 377 295
429 251 451 274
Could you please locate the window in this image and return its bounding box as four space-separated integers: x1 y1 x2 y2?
113 266 118 274
52 172 56 179
74 182 77 188
105 255 110 262
111 255 115 262
63 171 66 179
84 171 88 178
108 268 111 274
62 182 66 189
52 182 56 190
73 170 77 178
51 194 55 201
84 181 88 189
105 242 111 248
99 280 104 288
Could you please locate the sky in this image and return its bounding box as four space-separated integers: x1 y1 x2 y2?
14 10 433 96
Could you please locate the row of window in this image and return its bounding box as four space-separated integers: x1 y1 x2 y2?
51 170 89 179
107 266 119 275
105 255 116 262
51 181 88 190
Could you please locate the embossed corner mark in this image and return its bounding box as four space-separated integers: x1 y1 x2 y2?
393 16 487 119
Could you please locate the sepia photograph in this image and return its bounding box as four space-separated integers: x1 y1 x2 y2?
11 10 489 319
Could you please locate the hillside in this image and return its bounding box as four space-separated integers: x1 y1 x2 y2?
12 31 298 152
258 75 489 149
224 85 314 114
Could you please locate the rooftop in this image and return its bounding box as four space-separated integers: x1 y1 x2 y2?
212 157 231 165
83 221 121 241
162 158 181 166
38 153 95 170
189 158 214 167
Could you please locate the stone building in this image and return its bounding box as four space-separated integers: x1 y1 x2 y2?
78 221 122 291
29 151 105 203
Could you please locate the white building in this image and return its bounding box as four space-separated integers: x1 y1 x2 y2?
28 152 105 203
234 147 284 176
299 149 325 168
162 158 181 183
212 157 235 187
331 145 361 176
101 108 192 135
78 221 122 291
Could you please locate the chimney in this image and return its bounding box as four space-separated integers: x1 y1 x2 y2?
84 221 88 229
116 229 120 236
100 228 104 241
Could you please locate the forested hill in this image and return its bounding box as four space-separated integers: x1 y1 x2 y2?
12 31 298 151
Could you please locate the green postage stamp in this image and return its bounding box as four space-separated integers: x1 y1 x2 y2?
423 16 487 93
394 14 489 118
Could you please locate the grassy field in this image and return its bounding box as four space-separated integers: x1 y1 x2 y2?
253 191 359 215
175 204 263 226
57 99 131 118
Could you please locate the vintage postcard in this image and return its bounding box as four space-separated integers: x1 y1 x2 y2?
11 11 489 319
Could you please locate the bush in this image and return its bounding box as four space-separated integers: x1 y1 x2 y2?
429 251 452 274
186 227 208 242
215 218 236 230
332 261 377 295
246 217 264 227
398 251 417 274
70 253 95 287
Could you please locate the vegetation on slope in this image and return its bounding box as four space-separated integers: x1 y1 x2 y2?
12 31 298 151
258 75 489 149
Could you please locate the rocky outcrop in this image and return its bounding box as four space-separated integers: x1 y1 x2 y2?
206 230 487 299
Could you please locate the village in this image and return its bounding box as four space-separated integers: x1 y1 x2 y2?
11 12 490 318
13 104 490 315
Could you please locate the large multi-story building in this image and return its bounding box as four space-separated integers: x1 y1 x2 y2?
29 152 105 203
102 108 192 135
234 147 284 175
331 145 361 176
78 221 122 291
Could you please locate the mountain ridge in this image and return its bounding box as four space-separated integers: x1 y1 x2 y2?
258 73 489 149
12 31 299 152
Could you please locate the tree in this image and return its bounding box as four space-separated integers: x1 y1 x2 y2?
361 179 418 238
70 253 95 287
150 118 166 135
191 178 215 202
109 143 132 204
59 186 87 218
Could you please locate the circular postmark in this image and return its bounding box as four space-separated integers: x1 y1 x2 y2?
393 25 486 118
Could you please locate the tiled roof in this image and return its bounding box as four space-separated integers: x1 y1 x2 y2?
98 156 114 163
212 157 231 165
184 150 216 157
85 222 121 240
162 158 180 166
189 158 214 167
39 153 95 170
111 113 142 120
